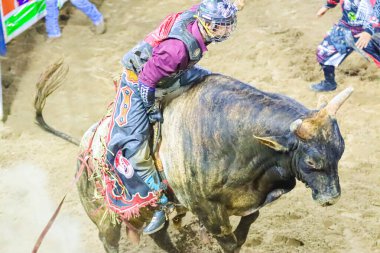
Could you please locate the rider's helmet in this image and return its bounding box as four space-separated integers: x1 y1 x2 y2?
196 0 238 43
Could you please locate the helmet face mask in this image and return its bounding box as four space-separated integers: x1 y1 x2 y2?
206 18 237 42
197 0 238 43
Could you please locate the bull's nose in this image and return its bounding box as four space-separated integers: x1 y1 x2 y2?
321 200 335 207
317 193 341 206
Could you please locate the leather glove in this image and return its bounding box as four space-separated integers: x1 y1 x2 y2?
147 105 164 124
138 80 163 124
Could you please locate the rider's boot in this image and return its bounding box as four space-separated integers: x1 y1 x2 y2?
143 208 167 235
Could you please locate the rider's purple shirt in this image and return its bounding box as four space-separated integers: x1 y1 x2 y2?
138 20 208 88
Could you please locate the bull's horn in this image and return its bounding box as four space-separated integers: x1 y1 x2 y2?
290 118 317 140
316 95 328 110
325 87 354 116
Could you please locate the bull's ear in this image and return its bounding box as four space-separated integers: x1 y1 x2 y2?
253 135 292 152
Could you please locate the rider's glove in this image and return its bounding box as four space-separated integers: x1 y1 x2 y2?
147 105 164 124
138 80 163 124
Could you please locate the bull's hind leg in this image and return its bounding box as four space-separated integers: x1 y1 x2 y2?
149 221 179 253
79 198 122 253
96 215 121 253
78 187 122 253
77 163 122 253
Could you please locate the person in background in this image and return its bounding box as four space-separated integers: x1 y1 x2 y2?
311 0 380 92
45 0 106 39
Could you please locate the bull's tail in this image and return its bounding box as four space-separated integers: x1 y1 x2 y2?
34 58 80 146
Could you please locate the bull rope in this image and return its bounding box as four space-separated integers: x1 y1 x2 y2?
32 152 90 253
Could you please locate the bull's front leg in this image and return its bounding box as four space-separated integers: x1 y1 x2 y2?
234 211 260 249
195 202 238 253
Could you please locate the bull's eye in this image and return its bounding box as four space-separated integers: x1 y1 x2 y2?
306 159 317 169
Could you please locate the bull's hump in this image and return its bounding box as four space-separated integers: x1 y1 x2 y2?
198 74 309 119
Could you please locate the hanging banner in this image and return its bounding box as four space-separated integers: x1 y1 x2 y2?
1 0 46 43
0 0 66 43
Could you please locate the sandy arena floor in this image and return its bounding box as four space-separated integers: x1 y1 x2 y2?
0 0 379 252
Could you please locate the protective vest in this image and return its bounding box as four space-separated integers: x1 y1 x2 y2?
121 9 203 88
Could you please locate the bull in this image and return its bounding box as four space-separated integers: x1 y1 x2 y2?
35 61 352 253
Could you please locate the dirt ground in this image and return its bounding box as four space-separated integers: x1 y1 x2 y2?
1 0 379 252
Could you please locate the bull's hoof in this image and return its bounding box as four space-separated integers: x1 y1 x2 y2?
234 247 241 253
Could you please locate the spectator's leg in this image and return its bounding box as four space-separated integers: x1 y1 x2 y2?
311 64 337 92
311 25 352 92
45 0 61 38
70 0 103 25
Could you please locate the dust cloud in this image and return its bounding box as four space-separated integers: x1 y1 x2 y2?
0 164 82 253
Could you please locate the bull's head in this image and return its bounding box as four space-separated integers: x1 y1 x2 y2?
254 87 353 206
